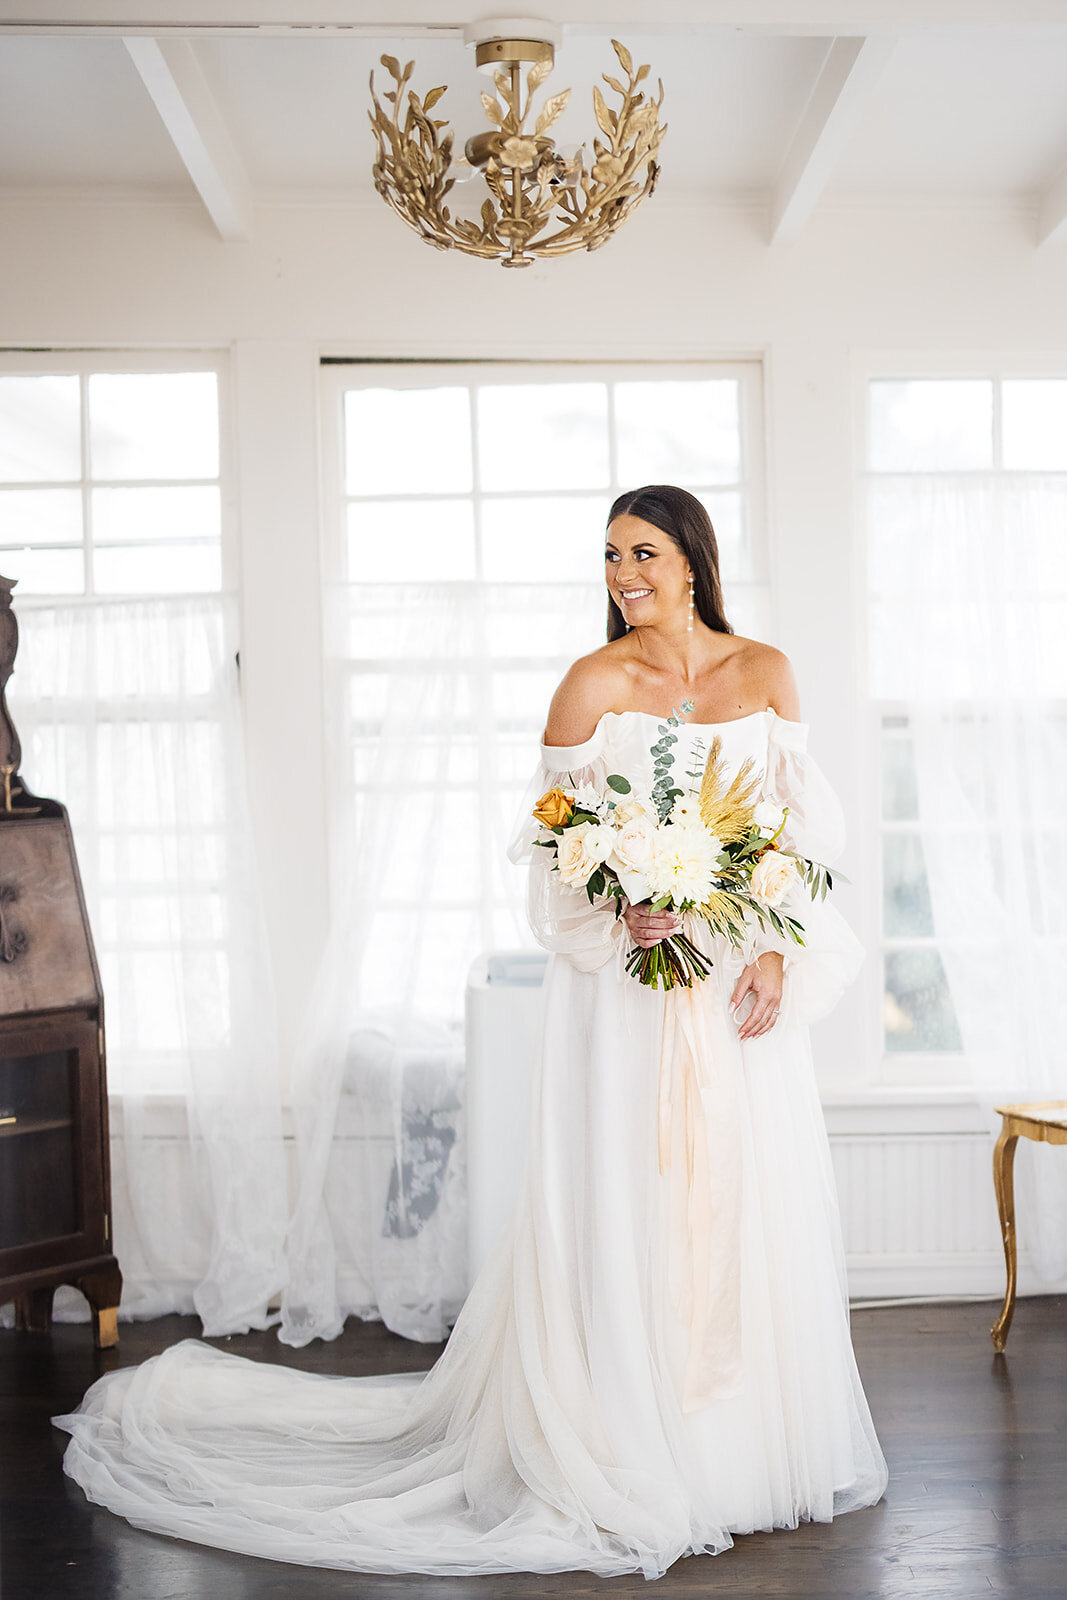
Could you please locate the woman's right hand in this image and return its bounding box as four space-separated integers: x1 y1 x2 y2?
622 899 683 949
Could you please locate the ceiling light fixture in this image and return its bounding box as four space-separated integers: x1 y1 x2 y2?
368 16 665 269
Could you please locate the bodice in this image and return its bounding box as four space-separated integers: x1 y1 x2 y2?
538 707 807 794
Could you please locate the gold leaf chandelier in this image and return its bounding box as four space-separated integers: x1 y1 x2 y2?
369 20 665 269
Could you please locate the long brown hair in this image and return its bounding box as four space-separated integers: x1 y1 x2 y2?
605 485 732 642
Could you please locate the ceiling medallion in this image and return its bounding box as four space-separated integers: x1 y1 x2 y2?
369 17 665 269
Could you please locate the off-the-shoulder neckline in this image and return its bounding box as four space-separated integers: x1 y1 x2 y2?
541 705 791 753
608 707 774 730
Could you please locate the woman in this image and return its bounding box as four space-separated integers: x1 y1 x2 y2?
56 485 887 1579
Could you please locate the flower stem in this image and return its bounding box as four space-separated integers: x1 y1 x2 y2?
625 931 716 989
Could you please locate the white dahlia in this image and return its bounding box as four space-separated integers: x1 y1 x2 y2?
650 823 721 906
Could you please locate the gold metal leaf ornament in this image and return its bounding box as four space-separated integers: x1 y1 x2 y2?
368 35 666 268
536 89 571 137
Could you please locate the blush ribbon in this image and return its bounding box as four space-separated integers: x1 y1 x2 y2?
657 958 745 1412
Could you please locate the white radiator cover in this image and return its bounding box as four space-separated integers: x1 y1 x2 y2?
829 1130 1007 1297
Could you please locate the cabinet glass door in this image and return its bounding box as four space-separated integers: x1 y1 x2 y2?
0 1050 78 1250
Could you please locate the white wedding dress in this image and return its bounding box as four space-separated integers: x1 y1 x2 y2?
55 708 888 1579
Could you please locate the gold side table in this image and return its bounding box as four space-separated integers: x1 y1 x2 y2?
991 1099 1067 1352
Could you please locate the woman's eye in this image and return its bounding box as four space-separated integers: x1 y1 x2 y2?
605 551 619 563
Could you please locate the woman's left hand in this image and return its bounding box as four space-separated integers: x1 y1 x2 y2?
730 952 784 1041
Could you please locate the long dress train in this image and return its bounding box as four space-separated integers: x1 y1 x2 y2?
54 708 888 1579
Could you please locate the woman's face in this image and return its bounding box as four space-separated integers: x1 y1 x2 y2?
605 514 690 630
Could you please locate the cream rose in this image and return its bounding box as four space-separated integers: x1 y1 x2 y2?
556 821 614 888
609 816 659 903
750 848 798 907
611 789 656 828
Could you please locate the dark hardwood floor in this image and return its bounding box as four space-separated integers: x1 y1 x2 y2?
2 1298 1064 1599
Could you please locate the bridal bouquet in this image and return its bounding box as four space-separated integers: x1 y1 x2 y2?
531 702 836 989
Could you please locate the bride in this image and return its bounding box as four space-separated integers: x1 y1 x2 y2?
55 484 888 1579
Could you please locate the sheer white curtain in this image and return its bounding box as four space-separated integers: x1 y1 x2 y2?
280 581 603 1345
871 476 1067 1281
9 594 289 1332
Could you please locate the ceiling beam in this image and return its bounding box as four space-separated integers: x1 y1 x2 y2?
769 33 895 247
1037 160 1067 247
124 36 252 241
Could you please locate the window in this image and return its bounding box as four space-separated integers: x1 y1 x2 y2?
0 356 225 597
322 360 768 1019
865 372 1067 1078
331 365 765 606
1 353 238 1093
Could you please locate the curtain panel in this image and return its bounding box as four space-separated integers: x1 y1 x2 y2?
280 581 605 1345
9 594 289 1332
871 476 1067 1281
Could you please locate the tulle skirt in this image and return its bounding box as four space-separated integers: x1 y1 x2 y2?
56 953 888 1579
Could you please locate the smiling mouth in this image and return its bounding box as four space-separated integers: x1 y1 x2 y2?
619 588 653 603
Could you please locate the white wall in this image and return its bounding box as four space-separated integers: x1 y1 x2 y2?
4 192 1066 1084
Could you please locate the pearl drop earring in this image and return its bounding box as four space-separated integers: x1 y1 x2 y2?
687 573 695 633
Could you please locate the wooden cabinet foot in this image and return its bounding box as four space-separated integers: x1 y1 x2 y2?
92 1305 119 1348
14 1284 54 1333
77 1262 123 1348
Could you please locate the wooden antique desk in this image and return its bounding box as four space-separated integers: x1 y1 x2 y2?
991 1099 1067 1352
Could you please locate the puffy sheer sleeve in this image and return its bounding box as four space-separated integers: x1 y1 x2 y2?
506 721 629 976
752 713 864 1024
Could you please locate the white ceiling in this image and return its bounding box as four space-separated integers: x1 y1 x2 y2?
1 8 1066 235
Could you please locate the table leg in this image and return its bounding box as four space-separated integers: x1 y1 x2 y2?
991 1127 1019 1352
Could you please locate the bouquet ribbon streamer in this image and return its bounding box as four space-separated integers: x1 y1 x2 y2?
657 938 747 1412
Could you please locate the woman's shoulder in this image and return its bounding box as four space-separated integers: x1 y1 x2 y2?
543 642 631 748
724 635 800 720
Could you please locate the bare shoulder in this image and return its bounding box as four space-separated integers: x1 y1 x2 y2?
543 642 630 747
730 636 801 720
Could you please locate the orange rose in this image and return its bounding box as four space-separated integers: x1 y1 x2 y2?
533 787 574 829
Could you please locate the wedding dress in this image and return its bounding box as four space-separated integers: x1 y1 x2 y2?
55 708 888 1579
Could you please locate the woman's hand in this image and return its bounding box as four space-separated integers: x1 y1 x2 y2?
622 899 682 949
730 952 784 1041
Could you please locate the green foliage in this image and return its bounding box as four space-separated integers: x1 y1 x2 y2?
650 699 694 822
793 854 847 902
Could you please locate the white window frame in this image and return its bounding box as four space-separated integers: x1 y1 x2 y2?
319 358 770 1009
856 349 1067 1088
0 348 237 598
0 348 240 1094
319 358 768 593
